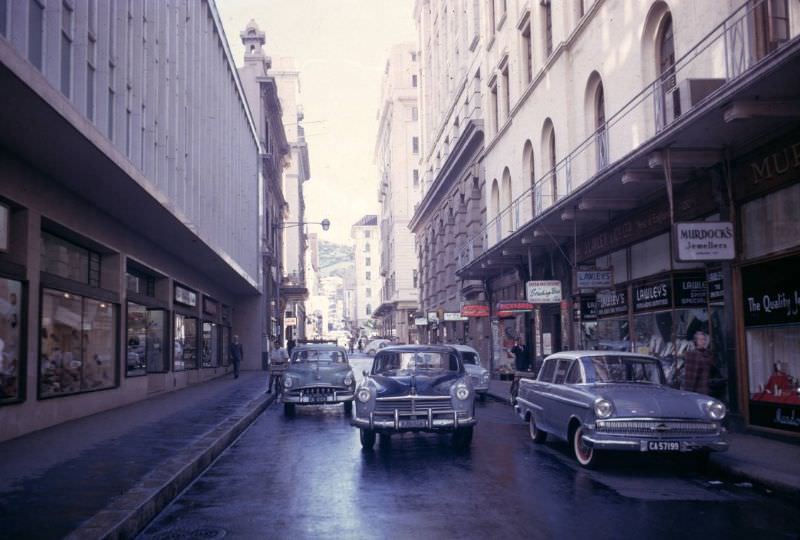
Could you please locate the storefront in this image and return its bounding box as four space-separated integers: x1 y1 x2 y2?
173 284 199 372
0 266 25 405
125 263 169 378
734 131 800 434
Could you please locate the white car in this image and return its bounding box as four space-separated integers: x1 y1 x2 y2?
365 339 391 356
450 344 490 400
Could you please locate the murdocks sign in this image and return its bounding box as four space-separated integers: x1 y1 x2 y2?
674 222 735 261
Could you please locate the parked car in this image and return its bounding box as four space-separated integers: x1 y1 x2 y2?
352 345 477 449
449 344 490 400
365 338 391 356
282 344 356 416
515 351 728 468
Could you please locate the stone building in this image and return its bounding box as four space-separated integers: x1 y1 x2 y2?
350 215 380 334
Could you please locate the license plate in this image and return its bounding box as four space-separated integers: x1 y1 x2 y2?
303 396 326 403
400 419 428 428
647 440 680 451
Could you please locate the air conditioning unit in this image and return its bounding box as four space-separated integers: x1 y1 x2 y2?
665 78 725 123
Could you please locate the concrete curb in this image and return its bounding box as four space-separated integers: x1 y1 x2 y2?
65 392 276 540
485 388 798 498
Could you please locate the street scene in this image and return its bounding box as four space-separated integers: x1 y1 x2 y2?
1 0 800 538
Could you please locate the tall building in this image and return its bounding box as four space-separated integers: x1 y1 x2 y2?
237 20 291 353
373 44 422 344
444 0 800 435
410 1 488 359
0 1 283 441
350 215 380 334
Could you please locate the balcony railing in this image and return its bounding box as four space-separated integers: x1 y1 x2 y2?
455 0 790 271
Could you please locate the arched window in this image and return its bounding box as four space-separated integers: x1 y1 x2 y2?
522 140 536 216
366 304 372 316
549 131 557 201
490 179 500 242
542 119 557 206
657 13 677 127
595 82 607 169
502 168 512 234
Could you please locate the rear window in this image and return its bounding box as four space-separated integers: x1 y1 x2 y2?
538 359 556 382
291 349 346 363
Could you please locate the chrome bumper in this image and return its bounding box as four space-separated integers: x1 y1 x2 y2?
283 390 354 404
581 432 729 453
351 410 477 432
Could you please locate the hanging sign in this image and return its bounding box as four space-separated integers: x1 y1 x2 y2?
174 284 198 307
633 279 672 313
284 317 297 326
414 317 428 326
427 311 439 323
443 312 468 322
674 222 735 261
461 304 490 318
576 269 613 289
597 288 628 317
496 301 535 313
526 281 562 303
707 267 725 304
573 295 598 321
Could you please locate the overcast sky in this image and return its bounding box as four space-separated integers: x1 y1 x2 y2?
217 0 416 245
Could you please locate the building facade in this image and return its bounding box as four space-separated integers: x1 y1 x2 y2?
350 215 380 334
373 44 422 344
410 0 489 362
0 1 280 441
450 0 800 435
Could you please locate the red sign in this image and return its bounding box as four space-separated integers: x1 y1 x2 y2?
461 304 490 318
496 302 535 312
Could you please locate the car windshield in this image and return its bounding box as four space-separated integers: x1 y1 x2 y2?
460 352 479 365
373 351 458 374
588 355 663 384
291 349 346 363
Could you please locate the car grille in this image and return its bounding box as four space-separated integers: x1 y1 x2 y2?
374 397 454 415
595 419 719 436
287 386 343 398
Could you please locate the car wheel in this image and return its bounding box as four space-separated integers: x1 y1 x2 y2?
360 428 376 450
452 426 473 449
283 403 295 416
571 424 599 468
343 400 353 416
528 415 547 443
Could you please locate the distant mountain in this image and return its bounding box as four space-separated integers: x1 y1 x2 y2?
319 241 354 279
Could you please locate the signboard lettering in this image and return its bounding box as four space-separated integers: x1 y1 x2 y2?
597 288 628 317
174 285 197 307
414 317 428 326
443 312 468 322
284 317 297 326
461 304 490 318
526 281 562 303
633 280 672 312
742 255 800 327
674 274 707 308
576 269 613 289
573 295 598 321
707 268 724 304
496 301 535 312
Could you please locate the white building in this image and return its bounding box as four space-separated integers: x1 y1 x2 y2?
350 215 380 334
373 44 422 344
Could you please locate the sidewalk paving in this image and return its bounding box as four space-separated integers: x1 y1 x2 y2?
486 379 800 495
0 370 274 540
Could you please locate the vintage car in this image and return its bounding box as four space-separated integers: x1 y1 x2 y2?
282 344 355 415
515 351 728 468
364 338 391 356
352 345 477 449
449 344 490 400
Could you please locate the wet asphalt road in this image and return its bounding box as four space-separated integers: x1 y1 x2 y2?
140 356 800 540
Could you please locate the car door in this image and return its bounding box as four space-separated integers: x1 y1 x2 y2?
520 357 559 433
546 358 579 438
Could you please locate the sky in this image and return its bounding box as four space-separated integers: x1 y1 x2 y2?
216 0 417 245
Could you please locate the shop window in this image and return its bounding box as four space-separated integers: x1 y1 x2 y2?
630 234 670 280
746 326 800 431
221 326 231 366
595 318 629 351
41 231 101 286
741 182 800 260
0 277 24 404
126 303 167 376
40 289 116 397
174 314 198 371
201 322 219 368
126 270 155 297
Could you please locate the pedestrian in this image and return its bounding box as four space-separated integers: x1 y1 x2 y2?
268 339 289 394
348 337 355 354
683 331 713 395
357 338 364 353
287 337 296 357
229 334 243 379
511 340 527 372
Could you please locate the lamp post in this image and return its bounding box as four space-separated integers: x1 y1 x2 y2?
280 218 330 231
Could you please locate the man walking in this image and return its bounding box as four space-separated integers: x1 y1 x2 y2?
230 335 243 379
268 339 289 394
683 331 713 395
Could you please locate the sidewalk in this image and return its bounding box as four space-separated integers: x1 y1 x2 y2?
486 379 800 495
0 371 274 540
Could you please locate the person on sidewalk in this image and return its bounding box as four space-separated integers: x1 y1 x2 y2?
683 331 713 395
268 339 289 394
229 335 243 379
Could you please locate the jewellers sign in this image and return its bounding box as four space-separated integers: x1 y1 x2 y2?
674 222 735 261
576 269 613 289
526 281 562 303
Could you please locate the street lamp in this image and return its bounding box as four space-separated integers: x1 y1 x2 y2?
280 218 330 231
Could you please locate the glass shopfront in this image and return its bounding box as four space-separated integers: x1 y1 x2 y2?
221 325 231 366
201 322 219 368
39 288 116 397
0 276 23 404
174 314 198 371
126 303 168 376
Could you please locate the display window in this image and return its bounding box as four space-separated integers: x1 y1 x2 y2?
39 288 116 398
174 314 198 371
201 322 219 368
0 276 24 404
126 303 168 376
221 326 231 366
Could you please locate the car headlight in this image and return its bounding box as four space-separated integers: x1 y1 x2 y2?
357 387 372 403
594 398 614 419
705 400 726 420
344 374 353 386
283 376 293 389
455 384 470 400
481 372 490 383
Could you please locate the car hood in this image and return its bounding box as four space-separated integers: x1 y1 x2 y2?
371 371 462 397
585 384 710 419
286 362 353 386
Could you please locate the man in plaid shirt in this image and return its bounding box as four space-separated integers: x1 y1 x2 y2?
683 331 713 395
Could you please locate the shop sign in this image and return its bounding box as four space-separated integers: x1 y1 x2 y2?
674 274 708 307
443 312 468 322
414 317 428 326
174 285 197 307
427 311 439 323
742 255 800 327
203 296 218 316
707 268 724 304
0 202 8 252
461 304 490 318
526 281 562 303
733 133 800 202
496 301 535 313
596 288 628 317
674 222 735 261
285 317 297 326
576 269 613 289
573 295 598 321
633 280 672 313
